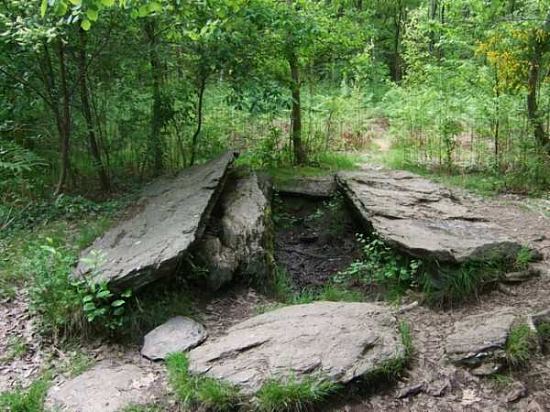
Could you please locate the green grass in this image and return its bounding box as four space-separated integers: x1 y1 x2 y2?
254 376 341 412
0 377 49 412
1 337 28 362
376 146 549 197
166 353 242 411
505 324 537 368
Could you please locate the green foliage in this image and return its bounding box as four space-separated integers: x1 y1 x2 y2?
254 376 341 412
25 238 84 339
166 353 242 411
334 234 421 300
25 238 133 339
1 336 28 362
0 377 49 412
505 324 537 368
515 247 533 270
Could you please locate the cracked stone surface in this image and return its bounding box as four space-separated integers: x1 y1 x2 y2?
188 301 405 394
141 316 207 361
45 361 162 412
75 151 238 291
337 169 524 263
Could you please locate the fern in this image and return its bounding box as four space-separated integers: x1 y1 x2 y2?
0 140 44 177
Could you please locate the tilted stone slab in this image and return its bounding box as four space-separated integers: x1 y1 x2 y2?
45 362 160 412
75 151 238 291
141 316 208 361
445 309 516 375
337 170 522 263
188 301 405 394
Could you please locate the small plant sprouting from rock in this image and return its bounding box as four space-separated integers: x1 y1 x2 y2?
505 324 537 369
166 352 242 411
254 376 341 412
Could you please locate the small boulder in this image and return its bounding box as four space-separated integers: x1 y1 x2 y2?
45 362 160 412
188 301 405 394
445 309 516 375
141 316 207 361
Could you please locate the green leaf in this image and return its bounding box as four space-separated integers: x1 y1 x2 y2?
83 302 96 311
96 289 112 299
111 299 125 307
86 9 99 22
40 0 47 17
121 289 132 298
82 295 93 303
101 0 115 5
81 19 92 31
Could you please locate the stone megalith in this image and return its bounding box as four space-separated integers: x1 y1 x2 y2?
194 172 273 290
75 151 238 291
188 301 405 394
337 169 524 263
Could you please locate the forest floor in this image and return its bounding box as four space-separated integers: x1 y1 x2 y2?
1 143 549 410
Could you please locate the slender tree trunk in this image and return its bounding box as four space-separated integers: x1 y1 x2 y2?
287 49 306 165
190 77 206 166
78 29 110 192
392 2 403 82
145 20 164 174
527 14 550 153
55 39 71 195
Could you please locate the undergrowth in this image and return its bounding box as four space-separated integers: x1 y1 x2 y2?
0 376 49 412
254 377 341 412
505 324 537 369
166 352 242 411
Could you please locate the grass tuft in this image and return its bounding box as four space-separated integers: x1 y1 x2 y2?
0 377 49 412
505 324 537 368
166 352 242 411
254 376 341 412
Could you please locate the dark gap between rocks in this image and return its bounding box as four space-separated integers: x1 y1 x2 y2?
273 193 363 290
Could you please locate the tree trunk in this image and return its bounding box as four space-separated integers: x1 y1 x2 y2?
287 49 306 165
78 29 110 192
54 39 71 195
145 20 164 174
527 13 550 153
190 77 206 166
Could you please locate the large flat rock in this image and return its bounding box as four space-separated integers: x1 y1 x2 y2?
337 170 523 263
188 301 405 394
45 362 160 412
75 151 237 291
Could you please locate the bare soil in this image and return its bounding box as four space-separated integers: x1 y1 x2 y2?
273 194 363 290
